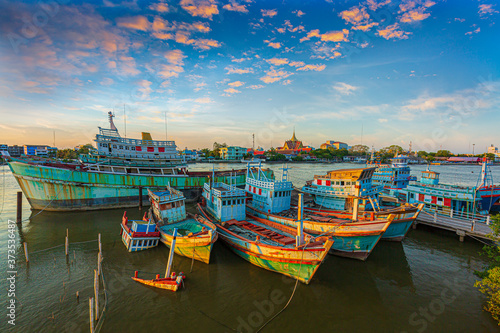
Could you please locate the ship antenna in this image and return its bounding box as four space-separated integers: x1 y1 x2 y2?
123 104 127 138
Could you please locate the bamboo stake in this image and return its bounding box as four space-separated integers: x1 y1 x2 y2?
97 252 102 277
98 233 102 253
94 269 99 321
89 297 95 333
23 242 29 262
65 229 69 256
165 229 178 278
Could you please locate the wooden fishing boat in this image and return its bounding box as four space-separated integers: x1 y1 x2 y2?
131 228 185 291
201 178 333 284
300 204 423 242
243 162 392 260
120 211 160 252
132 271 185 291
149 188 217 264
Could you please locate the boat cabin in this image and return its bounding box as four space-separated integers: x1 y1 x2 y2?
420 170 440 185
203 182 246 222
121 212 160 252
245 162 293 214
149 188 186 223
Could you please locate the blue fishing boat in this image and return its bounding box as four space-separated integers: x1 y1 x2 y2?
371 155 417 194
300 167 422 241
200 176 333 284
244 163 393 260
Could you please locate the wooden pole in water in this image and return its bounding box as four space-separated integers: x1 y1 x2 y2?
23 242 29 262
98 233 102 253
165 228 178 278
65 229 69 256
16 191 22 223
139 186 143 210
94 269 99 321
97 252 102 277
89 297 95 333
296 194 304 247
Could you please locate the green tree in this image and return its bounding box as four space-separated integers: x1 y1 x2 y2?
349 144 369 156
436 150 453 157
475 215 500 325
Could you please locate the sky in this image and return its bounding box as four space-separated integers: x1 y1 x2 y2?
0 0 499 153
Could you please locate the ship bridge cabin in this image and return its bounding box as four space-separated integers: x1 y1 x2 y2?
203 182 246 222
148 188 186 224
245 163 293 214
302 167 381 210
93 112 184 164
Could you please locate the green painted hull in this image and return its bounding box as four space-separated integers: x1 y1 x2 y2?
8 161 270 212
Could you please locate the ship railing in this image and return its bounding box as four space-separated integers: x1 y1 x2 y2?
409 183 476 194
423 207 490 225
96 135 177 147
246 177 292 190
302 186 355 197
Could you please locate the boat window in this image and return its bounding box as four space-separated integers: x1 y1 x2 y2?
131 146 135 151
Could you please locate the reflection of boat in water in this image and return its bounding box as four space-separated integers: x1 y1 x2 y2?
365 241 415 291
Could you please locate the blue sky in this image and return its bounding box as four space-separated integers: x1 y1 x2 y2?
0 0 498 153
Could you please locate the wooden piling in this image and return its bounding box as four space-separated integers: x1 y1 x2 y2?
89 297 95 333
97 252 102 277
139 186 143 210
23 242 29 262
16 191 22 223
98 233 102 253
76 291 79 300
65 229 69 256
94 269 99 321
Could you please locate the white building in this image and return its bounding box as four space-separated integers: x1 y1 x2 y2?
488 145 500 161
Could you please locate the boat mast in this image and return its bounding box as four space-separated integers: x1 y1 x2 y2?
165 228 178 278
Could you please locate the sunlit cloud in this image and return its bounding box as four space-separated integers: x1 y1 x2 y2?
296 64 326 71
247 85 264 89
100 78 114 86
149 1 169 12
265 40 282 49
289 61 305 67
261 9 277 17
377 23 410 40
225 66 254 74
301 29 349 42
479 4 499 17
367 0 391 11
223 1 249 13
181 0 219 19
260 69 293 84
223 87 242 95
293 10 305 17
266 58 289 66
116 16 149 31
465 27 480 35
228 81 245 87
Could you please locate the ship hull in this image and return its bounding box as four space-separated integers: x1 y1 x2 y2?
8 161 256 212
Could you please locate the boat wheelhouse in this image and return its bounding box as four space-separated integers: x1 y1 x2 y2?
121 212 160 252
245 162 293 214
301 167 381 211
372 155 416 192
203 182 246 222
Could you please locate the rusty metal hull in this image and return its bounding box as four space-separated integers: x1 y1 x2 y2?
8 161 260 212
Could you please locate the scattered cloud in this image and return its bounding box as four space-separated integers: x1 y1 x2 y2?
149 1 169 12
377 23 411 40
296 64 326 71
194 97 213 103
400 10 431 23
293 10 305 17
289 61 305 67
261 9 277 17
333 82 358 95
181 0 219 19
301 29 349 43
247 85 264 89
465 27 480 36
116 16 149 31
223 1 249 13
232 57 251 62
266 58 289 66
225 66 254 74
260 69 293 84
339 6 379 31
100 78 114 86
223 87 241 95
479 4 499 17
367 0 391 11
228 81 245 87
265 40 282 49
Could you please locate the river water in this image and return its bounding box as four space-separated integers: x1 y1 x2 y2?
0 162 499 332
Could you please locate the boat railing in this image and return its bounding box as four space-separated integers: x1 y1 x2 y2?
424 207 491 225
96 134 177 147
409 183 476 195
246 177 292 191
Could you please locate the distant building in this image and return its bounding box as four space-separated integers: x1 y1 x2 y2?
8 145 23 157
0 144 7 152
447 157 481 164
320 140 348 150
24 145 57 157
220 146 247 160
276 130 312 156
488 145 500 161
181 148 200 161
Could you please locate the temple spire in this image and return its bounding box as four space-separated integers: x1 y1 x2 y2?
291 127 297 142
